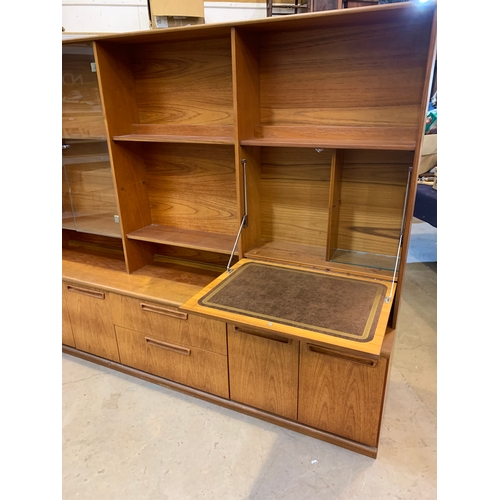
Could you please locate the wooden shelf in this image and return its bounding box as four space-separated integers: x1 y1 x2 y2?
62 246 221 306
127 224 237 256
241 126 417 151
113 134 234 145
113 124 235 145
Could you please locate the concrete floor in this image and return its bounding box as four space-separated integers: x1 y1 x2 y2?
62 220 437 500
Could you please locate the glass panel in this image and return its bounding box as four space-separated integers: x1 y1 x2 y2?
62 139 121 238
62 42 106 140
62 42 121 238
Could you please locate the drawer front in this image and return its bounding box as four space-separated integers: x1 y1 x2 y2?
228 324 299 420
110 294 227 355
115 326 229 398
62 283 76 347
63 282 120 361
298 342 388 447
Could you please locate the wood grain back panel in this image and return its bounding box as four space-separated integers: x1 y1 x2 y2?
131 37 233 126
260 148 331 247
142 143 238 236
259 11 433 130
337 150 414 256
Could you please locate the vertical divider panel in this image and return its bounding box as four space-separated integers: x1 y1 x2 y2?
94 41 154 273
231 27 262 258
326 149 343 261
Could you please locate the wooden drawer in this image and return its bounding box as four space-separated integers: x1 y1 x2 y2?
228 324 299 420
110 294 227 355
63 282 120 361
62 283 76 347
298 342 388 447
115 326 229 398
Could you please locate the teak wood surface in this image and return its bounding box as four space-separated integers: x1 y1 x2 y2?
63 282 120 361
115 325 229 398
228 324 299 420
298 341 388 447
110 294 227 355
63 1 437 456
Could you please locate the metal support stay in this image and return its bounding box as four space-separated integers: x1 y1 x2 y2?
385 166 413 303
227 160 248 273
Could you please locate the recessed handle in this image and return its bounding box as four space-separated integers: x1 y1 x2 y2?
66 285 105 300
233 325 291 344
140 303 187 320
145 337 191 356
307 344 378 367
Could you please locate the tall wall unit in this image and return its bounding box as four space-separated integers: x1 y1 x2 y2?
62 2 437 458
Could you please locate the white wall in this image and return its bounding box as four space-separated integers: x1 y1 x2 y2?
62 1 267 34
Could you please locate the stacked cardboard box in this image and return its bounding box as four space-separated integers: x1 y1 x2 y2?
149 0 205 29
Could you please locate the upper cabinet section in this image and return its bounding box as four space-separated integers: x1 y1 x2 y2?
233 3 436 150
94 34 235 145
62 42 106 140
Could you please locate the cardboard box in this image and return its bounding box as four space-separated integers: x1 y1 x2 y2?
418 133 437 175
149 0 205 29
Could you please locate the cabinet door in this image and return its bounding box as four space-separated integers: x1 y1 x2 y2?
228 325 299 420
298 342 388 447
62 283 76 347
63 282 120 362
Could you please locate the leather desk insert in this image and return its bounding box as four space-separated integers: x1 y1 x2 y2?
182 259 395 358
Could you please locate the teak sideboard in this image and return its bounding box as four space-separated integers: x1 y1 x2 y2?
62 1 437 458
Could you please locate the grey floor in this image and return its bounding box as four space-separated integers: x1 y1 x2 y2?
62 219 437 500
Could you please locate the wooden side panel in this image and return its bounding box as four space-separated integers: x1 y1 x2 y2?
115 326 229 398
110 293 227 355
131 37 233 126
337 150 413 256
260 148 331 247
62 284 76 347
259 10 433 130
298 342 388 447
63 282 120 361
391 9 437 328
228 325 299 420
232 28 262 255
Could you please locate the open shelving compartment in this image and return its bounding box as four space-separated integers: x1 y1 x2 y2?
93 28 240 276
240 146 413 278
234 4 434 151
229 5 434 280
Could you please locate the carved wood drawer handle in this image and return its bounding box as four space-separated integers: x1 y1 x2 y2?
140 303 188 320
145 337 191 356
307 344 377 367
233 325 291 344
66 285 105 300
